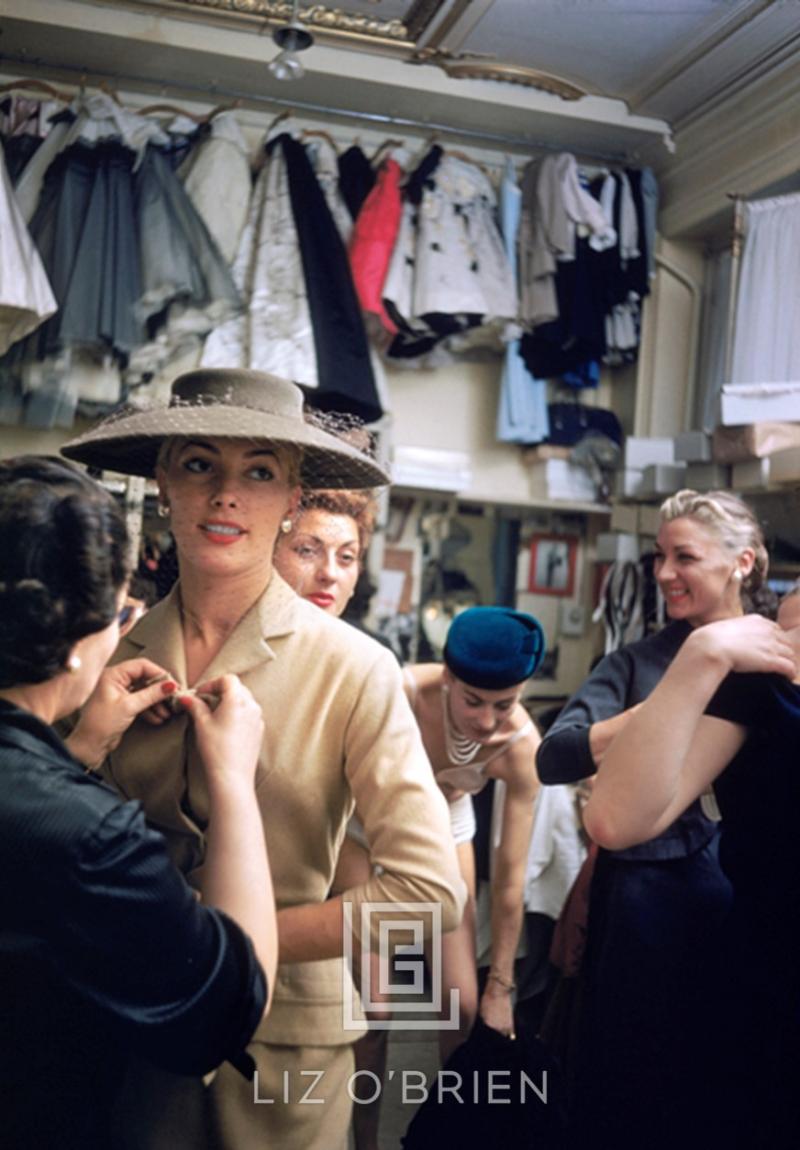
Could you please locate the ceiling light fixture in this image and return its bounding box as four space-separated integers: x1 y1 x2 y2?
268 1 314 82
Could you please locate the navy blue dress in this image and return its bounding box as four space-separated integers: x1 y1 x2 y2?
706 674 800 1148
0 700 266 1149
537 622 734 1149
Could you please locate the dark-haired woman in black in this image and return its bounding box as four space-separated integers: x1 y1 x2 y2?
0 455 276 1149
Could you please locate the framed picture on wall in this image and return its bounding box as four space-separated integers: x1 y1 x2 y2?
528 534 577 597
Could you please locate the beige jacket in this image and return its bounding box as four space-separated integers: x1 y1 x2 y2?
106 574 465 1045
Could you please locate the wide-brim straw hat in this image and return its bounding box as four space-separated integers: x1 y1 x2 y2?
61 369 390 489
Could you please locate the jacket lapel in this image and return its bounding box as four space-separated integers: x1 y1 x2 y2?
199 572 300 682
127 573 302 687
124 585 188 685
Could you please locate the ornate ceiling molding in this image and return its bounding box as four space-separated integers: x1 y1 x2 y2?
405 0 448 42
412 50 587 101
164 0 412 44
133 2 587 99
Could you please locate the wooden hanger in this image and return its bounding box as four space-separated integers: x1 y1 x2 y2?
204 98 242 123
139 102 205 125
444 147 492 179
265 109 293 138
301 127 339 151
370 137 405 165
97 79 122 105
0 77 71 104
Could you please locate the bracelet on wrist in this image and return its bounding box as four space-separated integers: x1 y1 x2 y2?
487 968 516 992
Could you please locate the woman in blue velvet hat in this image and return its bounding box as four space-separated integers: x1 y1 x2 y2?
417 606 545 1052
335 606 545 1150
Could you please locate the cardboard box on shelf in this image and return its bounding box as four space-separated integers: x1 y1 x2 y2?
522 444 573 463
526 459 597 503
638 505 661 536
610 503 639 533
732 457 771 489
616 469 645 499
393 446 471 491
639 463 687 498
596 532 640 563
712 422 800 463
685 462 732 490
720 383 800 426
767 445 800 484
674 431 712 462
624 436 674 469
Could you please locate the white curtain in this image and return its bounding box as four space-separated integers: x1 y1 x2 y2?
731 192 800 383
695 249 731 430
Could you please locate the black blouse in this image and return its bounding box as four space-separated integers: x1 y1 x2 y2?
0 700 266 1148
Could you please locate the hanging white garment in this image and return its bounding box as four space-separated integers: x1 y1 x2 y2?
14 118 72 224
0 143 57 354
410 154 516 319
524 784 587 919
305 136 352 246
598 171 639 263
201 135 318 387
381 199 416 323
180 112 252 265
596 171 641 364
15 91 169 226
519 152 616 328
731 193 800 385
616 170 640 263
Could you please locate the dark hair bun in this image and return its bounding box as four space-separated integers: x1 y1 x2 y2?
0 456 130 687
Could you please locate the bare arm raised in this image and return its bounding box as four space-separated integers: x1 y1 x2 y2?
584 616 796 850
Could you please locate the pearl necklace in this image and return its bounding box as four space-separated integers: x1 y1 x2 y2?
441 684 482 766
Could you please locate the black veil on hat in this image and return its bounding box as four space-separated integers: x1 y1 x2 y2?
61 369 390 490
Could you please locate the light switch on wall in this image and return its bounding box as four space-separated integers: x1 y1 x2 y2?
559 601 586 637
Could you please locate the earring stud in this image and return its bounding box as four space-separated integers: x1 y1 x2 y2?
157 503 170 519
67 654 82 674
280 517 293 534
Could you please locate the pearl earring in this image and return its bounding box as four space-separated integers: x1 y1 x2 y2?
67 654 82 674
157 502 170 519
732 569 743 583
280 517 293 534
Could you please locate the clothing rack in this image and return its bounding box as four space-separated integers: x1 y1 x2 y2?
0 54 639 166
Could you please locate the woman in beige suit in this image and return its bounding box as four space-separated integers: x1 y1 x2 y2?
62 369 465 1150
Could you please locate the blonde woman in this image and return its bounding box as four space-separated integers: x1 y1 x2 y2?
537 489 767 1150
62 369 465 1150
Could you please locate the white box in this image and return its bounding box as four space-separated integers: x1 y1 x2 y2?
527 459 597 503
596 532 640 563
393 446 471 492
616 468 645 498
624 437 674 469
767 445 800 483
639 463 687 498
685 463 731 490
674 431 712 462
720 383 800 426
732 458 771 489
